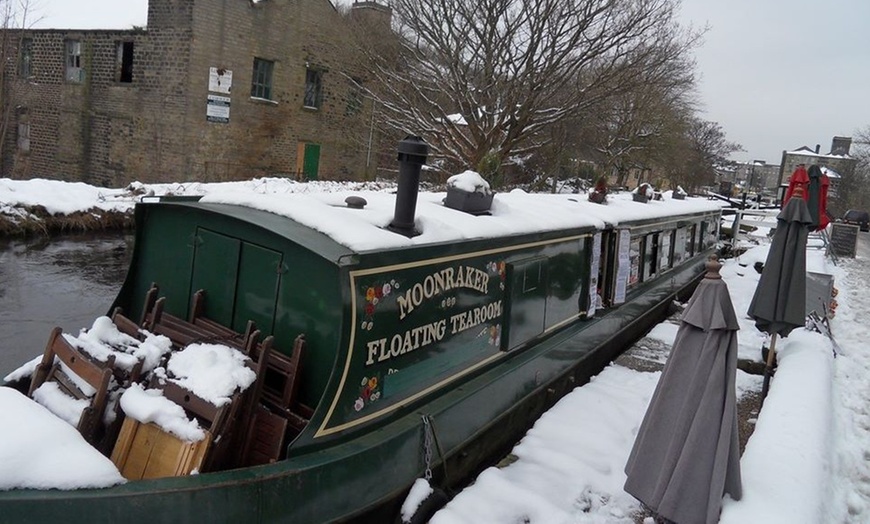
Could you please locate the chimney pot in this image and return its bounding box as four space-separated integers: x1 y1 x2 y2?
388 136 429 237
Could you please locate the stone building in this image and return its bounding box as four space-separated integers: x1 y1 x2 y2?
778 136 856 189
734 160 781 194
1 0 389 186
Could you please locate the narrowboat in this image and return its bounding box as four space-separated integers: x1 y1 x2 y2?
0 139 722 523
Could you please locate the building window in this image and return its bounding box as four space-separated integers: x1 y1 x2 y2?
66 40 83 83
116 41 134 83
250 58 273 100
304 68 322 109
19 38 33 78
346 78 363 115
18 122 30 153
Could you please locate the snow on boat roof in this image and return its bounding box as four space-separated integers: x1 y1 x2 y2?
200 189 724 252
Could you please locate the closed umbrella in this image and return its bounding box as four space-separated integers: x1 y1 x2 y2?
747 185 813 402
624 256 742 524
806 165 830 231
783 165 809 205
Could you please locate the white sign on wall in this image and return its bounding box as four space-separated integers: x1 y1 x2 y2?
208 67 232 94
206 94 231 123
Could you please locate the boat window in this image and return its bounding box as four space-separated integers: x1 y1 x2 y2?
628 237 641 289
544 238 589 329
505 256 547 351
686 224 697 257
643 233 658 282
659 230 675 272
674 228 687 264
698 221 707 252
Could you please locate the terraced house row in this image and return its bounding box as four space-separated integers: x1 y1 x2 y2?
0 0 391 186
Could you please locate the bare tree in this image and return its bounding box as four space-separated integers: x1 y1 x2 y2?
0 0 40 174
353 0 700 185
832 125 870 214
664 118 742 191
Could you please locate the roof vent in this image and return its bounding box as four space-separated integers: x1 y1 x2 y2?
345 196 367 209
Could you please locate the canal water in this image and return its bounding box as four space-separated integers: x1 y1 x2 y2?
0 232 133 377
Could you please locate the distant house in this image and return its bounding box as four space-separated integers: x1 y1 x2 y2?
778 136 857 188
0 0 390 186
734 160 780 194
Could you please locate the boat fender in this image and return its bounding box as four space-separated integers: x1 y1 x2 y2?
398 478 450 524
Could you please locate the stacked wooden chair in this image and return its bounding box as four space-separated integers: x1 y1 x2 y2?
238 334 306 466
34 281 313 474
28 327 117 447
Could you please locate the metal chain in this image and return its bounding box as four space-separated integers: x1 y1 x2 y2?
421 414 434 481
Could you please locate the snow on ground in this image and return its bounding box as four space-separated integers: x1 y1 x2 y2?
0 386 124 491
431 239 870 524
1 177 868 524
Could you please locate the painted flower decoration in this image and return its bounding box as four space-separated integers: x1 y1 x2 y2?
354 398 365 412
366 287 375 301
368 377 378 389
383 283 392 296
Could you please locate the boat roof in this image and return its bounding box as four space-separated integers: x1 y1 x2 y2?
197 189 724 254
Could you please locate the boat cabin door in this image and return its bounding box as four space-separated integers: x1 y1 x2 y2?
190 228 283 335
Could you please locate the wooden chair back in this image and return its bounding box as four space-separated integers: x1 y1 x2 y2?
111 306 144 340
190 289 257 353
157 380 229 436
258 334 306 416
28 327 115 445
139 282 160 329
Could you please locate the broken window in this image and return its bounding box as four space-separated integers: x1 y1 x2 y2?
66 40 82 83
250 57 274 100
18 122 30 153
116 41 134 83
345 77 363 115
304 68 322 109
19 38 33 78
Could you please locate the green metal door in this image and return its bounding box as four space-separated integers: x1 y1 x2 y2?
232 243 283 335
302 143 321 180
190 229 241 326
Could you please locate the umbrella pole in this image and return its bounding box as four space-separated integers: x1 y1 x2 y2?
759 333 779 407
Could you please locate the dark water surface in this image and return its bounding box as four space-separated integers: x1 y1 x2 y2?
0 232 133 377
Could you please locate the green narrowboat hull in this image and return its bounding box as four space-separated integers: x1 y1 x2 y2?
0 197 719 523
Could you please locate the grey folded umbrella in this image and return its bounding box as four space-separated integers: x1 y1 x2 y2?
747 191 812 403
625 257 742 524
747 194 813 337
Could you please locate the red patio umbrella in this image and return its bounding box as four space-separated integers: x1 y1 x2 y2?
783 165 809 205
783 165 829 231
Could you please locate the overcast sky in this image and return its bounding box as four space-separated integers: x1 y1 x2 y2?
30 0 870 164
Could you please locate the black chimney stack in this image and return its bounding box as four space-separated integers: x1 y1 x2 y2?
388 135 429 237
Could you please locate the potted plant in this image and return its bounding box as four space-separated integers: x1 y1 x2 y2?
588 176 608 204
444 170 494 215
632 183 652 203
